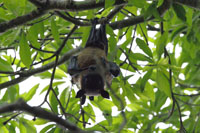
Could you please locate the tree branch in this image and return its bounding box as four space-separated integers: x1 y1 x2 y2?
0 8 48 33
175 0 200 10
0 98 83 132
0 0 171 33
0 46 82 90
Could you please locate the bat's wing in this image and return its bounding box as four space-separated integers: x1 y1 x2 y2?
68 56 88 75
101 90 110 99
85 18 108 55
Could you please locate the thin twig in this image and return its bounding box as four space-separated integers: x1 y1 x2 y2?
29 44 55 53
161 22 186 131
174 93 200 97
39 25 78 106
3 112 22 125
119 48 139 73
0 47 15 51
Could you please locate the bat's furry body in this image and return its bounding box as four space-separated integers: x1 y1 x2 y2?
68 19 119 104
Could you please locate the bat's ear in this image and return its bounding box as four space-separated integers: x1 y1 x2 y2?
76 89 85 98
68 56 80 75
101 90 110 99
109 62 120 77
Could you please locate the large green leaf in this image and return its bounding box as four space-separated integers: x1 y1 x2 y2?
128 0 146 8
156 69 171 98
156 31 168 60
19 32 32 67
140 69 153 92
51 18 61 45
49 87 59 113
21 84 39 101
105 0 115 9
0 58 13 71
136 38 153 58
173 3 186 22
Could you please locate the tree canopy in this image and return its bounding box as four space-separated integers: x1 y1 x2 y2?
0 0 200 132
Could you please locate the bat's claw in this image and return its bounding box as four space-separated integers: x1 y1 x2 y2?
81 95 86 105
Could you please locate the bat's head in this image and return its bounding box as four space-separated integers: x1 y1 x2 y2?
81 72 104 95
75 65 110 102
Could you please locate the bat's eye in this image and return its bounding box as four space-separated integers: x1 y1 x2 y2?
89 66 96 71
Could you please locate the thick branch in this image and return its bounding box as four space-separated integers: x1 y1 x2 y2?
1 0 199 33
0 0 171 33
0 98 83 132
0 8 47 33
29 0 105 11
175 0 200 10
0 47 82 90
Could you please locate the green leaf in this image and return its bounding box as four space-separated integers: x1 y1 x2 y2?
0 58 13 71
84 104 95 122
140 69 153 92
170 25 187 41
0 125 9 133
144 82 155 102
0 29 20 46
128 0 146 8
130 53 153 62
156 31 168 60
51 18 60 45
128 103 143 111
136 38 153 58
92 99 113 125
19 121 26 133
105 0 115 9
125 85 137 104
19 32 32 67
8 86 18 102
49 87 59 113
40 81 65 94
33 118 47 125
111 92 126 111
156 69 171 97
137 23 148 39
3 0 26 15
27 24 41 48
60 88 69 108
186 8 193 26
40 124 55 133
22 120 36 133
173 3 186 22
21 84 39 101
81 26 90 46
157 0 164 7
54 68 67 79
154 90 167 111
144 2 163 21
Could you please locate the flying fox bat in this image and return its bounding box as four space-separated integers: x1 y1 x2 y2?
68 19 120 104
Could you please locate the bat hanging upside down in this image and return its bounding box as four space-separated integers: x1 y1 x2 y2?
68 19 120 105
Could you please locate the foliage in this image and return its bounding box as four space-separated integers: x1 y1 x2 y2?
0 0 200 132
